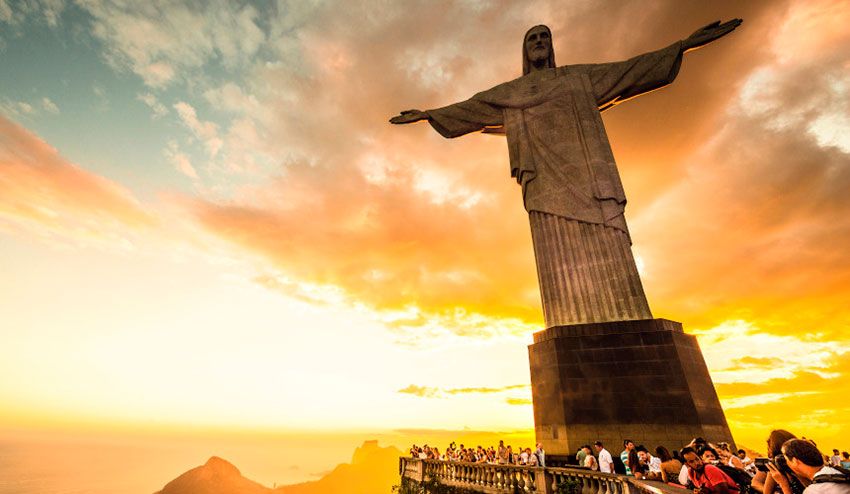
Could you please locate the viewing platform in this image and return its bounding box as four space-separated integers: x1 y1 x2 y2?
399 457 686 494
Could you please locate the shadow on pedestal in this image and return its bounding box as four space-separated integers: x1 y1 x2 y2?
528 318 734 457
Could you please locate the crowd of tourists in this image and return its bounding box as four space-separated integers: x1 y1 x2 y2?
582 431 849 494
409 430 850 494
409 440 546 467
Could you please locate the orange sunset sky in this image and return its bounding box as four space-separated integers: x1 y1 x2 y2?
1 0 850 456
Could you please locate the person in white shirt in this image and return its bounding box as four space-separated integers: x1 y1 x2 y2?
771 439 850 494
595 441 615 474
679 462 691 485
737 449 757 476
527 448 540 467
535 444 546 468
638 445 662 479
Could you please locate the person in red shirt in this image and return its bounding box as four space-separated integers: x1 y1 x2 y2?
682 447 740 494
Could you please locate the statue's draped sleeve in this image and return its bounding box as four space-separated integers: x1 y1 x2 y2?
585 41 684 111
425 97 504 138
421 40 684 236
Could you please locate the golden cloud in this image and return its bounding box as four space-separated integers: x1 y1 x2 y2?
0 115 153 242
398 384 529 399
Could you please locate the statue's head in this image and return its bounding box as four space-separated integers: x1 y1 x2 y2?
523 24 555 75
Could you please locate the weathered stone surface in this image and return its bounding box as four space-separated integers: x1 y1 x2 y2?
528 318 735 456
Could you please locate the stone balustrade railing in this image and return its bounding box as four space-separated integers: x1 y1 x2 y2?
399 457 684 494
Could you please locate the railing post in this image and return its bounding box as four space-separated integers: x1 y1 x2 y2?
538 467 554 494
415 459 425 483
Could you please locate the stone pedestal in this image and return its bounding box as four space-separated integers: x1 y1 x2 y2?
528 318 734 456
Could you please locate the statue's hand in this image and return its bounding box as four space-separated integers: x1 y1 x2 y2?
683 18 742 52
390 109 428 124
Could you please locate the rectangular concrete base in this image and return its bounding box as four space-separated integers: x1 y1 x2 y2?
528 318 734 457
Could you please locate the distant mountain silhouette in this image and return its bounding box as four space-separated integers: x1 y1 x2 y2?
276 440 401 494
154 441 402 494
156 456 271 494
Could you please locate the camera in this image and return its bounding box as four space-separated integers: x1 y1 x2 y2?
774 454 793 475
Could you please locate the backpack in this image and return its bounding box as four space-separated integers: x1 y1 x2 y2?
813 466 850 484
716 463 754 494
612 455 627 475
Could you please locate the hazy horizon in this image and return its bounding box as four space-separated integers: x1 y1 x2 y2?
0 427 539 493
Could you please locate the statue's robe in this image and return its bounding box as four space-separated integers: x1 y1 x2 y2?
426 41 684 326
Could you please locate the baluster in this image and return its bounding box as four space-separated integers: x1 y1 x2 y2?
594 476 604 494
595 477 605 494
582 475 593 494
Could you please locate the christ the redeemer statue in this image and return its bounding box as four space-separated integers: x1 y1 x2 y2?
391 20 741 328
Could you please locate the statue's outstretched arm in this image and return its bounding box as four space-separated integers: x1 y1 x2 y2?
682 19 743 53
588 18 742 111
389 109 429 125
390 97 503 138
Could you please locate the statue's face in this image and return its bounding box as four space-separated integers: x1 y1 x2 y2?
525 25 552 65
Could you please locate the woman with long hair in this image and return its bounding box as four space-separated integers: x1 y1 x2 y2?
657 446 683 484
583 446 599 471
752 430 807 494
